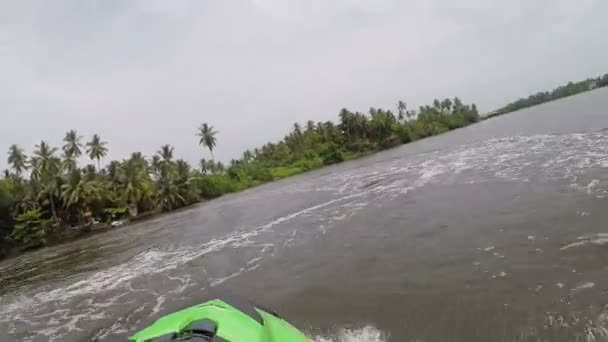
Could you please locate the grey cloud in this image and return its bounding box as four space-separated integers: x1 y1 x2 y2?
1 0 607 170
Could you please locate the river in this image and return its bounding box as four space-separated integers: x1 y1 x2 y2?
1 88 608 341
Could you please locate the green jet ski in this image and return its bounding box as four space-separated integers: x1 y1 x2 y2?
130 296 308 341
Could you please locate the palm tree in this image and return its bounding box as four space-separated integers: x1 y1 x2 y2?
352 113 369 140
433 99 441 110
397 101 407 121
155 175 184 212
154 157 184 212
242 150 253 162
62 155 78 172
62 130 82 172
106 160 121 182
158 145 174 163
453 97 463 112
86 134 108 171
117 158 153 216
368 109 393 143
150 155 162 177
129 152 148 171
29 157 41 183
130 152 145 162
197 123 218 160
33 141 60 175
83 164 97 181
63 130 83 158
292 123 302 136
61 170 104 225
175 159 196 205
322 121 339 144
440 98 452 113
156 145 176 181
7 144 28 177
14 180 39 214
339 108 353 142
33 141 61 223
306 120 316 133
175 160 191 181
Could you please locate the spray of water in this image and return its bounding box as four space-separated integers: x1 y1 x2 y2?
312 326 387 342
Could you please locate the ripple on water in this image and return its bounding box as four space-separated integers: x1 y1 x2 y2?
2 132 608 340
540 304 608 342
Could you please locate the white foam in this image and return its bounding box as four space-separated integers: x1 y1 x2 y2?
492 252 505 258
1 194 365 316
571 282 595 292
151 295 166 314
312 326 387 342
299 133 608 204
246 257 262 266
561 233 608 250
209 271 244 287
587 179 600 193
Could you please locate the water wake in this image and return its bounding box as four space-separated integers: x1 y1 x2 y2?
312 326 387 342
2 132 608 340
561 233 608 250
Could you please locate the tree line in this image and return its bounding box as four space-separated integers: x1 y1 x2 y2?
486 73 608 118
0 97 480 258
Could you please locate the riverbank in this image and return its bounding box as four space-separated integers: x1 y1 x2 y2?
0 200 208 262
0 126 458 262
1 96 480 259
4 113 498 262
0 150 376 262
5 76 608 260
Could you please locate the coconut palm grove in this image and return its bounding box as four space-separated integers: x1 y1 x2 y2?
0 97 483 257
1 64 604 259
3 67 608 259
2 68 608 258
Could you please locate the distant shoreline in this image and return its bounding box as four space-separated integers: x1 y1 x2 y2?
482 73 608 120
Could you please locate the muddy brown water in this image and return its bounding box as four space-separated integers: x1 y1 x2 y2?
1 88 608 341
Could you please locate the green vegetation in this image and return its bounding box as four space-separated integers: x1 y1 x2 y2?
487 73 608 118
0 179 14 256
11 209 48 248
0 99 479 258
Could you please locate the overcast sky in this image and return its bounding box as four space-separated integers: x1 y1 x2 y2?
1 0 607 170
